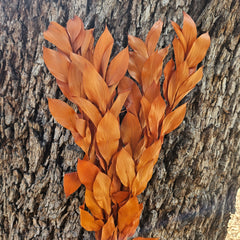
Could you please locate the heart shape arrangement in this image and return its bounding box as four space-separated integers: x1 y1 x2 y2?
43 12 210 240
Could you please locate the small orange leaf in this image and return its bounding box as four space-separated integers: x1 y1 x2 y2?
186 32 211 68
71 53 110 113
128 35 148 59
118 197 142 232
182 11 197 53
101 215 115 240
145 19 163 56
106 47 129 86
48 98 76 131
96 111 120 165
66 16 84 45
74 97 102 127
63 172 81 197
68 62 84 98
172 37 185 66
85 189 104 220
81 28 94 59
171 21 187 53
93 26 114 78
79 207 104 232
116 148 136 188
110 90 130 118
112 191 129 204
148 95 166 139
44 21 72 55
173 66 203 109
93 172 112 215
163 59 175 101
132 161 155 196
161 103 187 137
120 112 142 152
43 47 69 83
77 159 100 191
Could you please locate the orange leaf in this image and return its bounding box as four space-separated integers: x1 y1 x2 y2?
110 90 130 118
85 189 104 220
161 103 187 137
96 111 120 165
182 11 197 53
81 29 94 59
70 53 110 113
148 95 166 139
79 207 104 232
132 161 155 196
43 47 69 83
77 159 100 191
101 215 116 240
106 47 129 86
63 172 81 197
128 35 148 59
186 32 211 68
167 61 189 107
163 59 175 101
48 98 76 131
173 66 203 109
120 112 142 152
116 148 136 188
112 191 129 204
128 52 146 83
74 97 102 127
93 172 112 215
68 62 84 98
139 96 151 129
171 21 187 53
145 19 163 56
137 139 162 171
141 48 168 93
118 197 142 232
44 21 72 55
172 37 185 66
66 16 84 45
93 26 114 78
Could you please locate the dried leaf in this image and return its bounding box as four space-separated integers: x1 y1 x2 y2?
173 66 203 108
63 172 81 197
118 197 143 233
121 112 142 152
93 26 114 78
148 95 166 139
96 111 120 165
186 32 210 68
80 207 104 232
163 59 175 101
74 97 102 127
182 11 197 53
116 148 136 188
171 21 187 53
161 103 187 137
145 19 163 56
93 172 112 215
43 47 69 83
77 159 100 191
106 47 129 86
81 29 94 59
67 16 84 45
128 35 148 58
85 189 104 220
172 37 185 66
101 215 115 240
48 98 76 131
70 53 110 113
44 21 72 55
132 161 155 196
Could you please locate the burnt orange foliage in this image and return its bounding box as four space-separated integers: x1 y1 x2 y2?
43 13 210 239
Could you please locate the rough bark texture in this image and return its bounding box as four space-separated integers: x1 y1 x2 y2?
0 0 239 239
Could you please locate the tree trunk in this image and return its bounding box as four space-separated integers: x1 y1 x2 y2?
0 0 239 239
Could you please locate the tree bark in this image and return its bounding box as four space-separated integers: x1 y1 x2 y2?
0 0 239 239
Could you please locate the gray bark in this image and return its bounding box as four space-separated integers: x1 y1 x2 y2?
0 0 239 239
